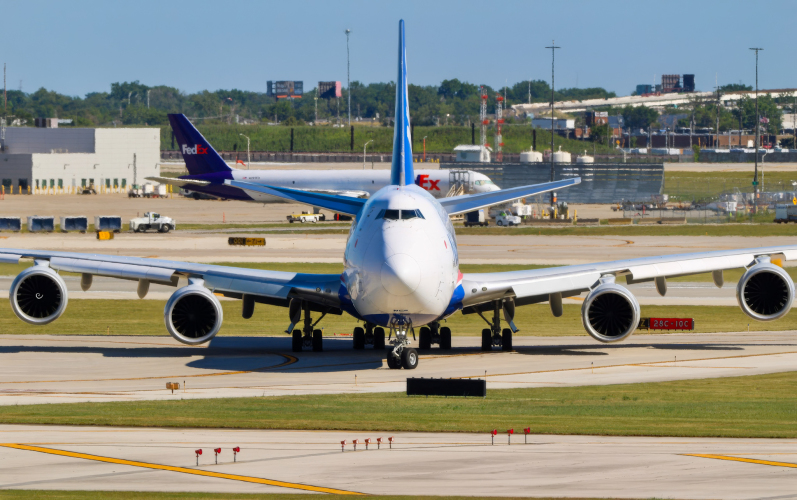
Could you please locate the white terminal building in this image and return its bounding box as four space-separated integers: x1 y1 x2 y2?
0 125 160 194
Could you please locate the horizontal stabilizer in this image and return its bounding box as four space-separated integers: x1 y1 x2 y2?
225 180 367 216
145 176 211 187
439 178 581 215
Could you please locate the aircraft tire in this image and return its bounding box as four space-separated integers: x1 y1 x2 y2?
419 327 431 349
291 329 302 352
502 328 513 351
312 329 323 352
481 329 492 351
440 327 452 350
386 352 401 369
353 327 365 349
373 327 385 349
401 348 418 369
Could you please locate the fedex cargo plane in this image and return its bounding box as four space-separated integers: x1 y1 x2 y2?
148 114 499 204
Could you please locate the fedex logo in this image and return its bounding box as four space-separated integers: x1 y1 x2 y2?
415 174 440 191
182 144 208 155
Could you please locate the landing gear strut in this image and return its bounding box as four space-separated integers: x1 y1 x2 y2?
385 320 418 369
353 323 385 350
288 299 326 353
478 299 518 352
418 321 451 350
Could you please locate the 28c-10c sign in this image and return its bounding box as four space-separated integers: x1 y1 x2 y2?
639 318 694 330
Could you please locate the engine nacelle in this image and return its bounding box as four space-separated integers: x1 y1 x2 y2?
581 280 640 343
10 265 68 325
736 260 794 321
164 284 223 345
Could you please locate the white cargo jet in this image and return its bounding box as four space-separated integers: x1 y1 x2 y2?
3 21 795 369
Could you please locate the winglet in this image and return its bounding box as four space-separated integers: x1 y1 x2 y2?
390 20 414 187
168 114 233 175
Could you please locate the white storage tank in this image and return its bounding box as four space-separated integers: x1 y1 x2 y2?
552 146 571 163
576 150 594 164
519 149 543 163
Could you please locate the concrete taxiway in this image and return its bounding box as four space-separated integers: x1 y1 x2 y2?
1 425 797 498
0 332 795 405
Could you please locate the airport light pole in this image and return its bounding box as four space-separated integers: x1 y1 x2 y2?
423 136 427 162
345 29 352 127
363 139 373 169
545 40 560 206
239 133 250 168
750 47 763 214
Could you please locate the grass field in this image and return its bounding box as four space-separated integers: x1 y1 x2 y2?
2 371 796 438
0 297 792 337
664 171 797 201
0 493 622 500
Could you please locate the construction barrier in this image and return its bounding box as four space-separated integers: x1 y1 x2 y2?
27 216 55 233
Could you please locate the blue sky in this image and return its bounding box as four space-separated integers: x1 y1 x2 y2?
1 0 790 98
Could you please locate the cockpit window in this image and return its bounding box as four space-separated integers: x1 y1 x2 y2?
376 209 424 220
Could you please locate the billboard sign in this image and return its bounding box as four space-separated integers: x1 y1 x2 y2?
319 81 342 99
267 81 303 99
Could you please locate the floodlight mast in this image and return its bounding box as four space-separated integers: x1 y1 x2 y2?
546 41 560 206
345 29 352 127
750 47 763 215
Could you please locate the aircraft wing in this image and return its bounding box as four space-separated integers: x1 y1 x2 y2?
460 245 797 309
226 180 367 216
144 176 211 187
0 248 342 309
439 178 580 215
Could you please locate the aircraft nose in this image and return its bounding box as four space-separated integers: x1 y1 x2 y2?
381 253 421 296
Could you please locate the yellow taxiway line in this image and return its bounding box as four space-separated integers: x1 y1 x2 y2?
0 443 363 495
685 453 797 469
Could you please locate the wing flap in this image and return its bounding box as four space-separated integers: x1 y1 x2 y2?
145 176 211 187
50 257 177 284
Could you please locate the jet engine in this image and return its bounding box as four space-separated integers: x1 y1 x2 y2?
164 283 224 345
581 279 640 343
736 259 794 321
10 265 68 325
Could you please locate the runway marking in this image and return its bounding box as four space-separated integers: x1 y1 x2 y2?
0 354 298 385
0 443 363 495
455 349 797 380
685 453 797 469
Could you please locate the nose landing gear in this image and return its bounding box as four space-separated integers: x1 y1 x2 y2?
385 320 418 369
477 299 518 352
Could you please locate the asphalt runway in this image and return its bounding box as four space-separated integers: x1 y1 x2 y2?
1 331 796 405
2 425 797 498
1 231 794 264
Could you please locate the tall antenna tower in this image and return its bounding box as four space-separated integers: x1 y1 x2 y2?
479 86 488 152
495 94 504 162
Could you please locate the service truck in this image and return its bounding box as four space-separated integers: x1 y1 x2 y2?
464 209 488 227
130 212 176 233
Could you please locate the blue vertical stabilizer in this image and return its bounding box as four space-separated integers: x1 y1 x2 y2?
390 20 414 187
168 114 233 175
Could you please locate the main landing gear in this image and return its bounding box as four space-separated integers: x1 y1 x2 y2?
477 299 518 352
418 321 452 350
385 320 418 370
352 323 386 350
287 299 326 353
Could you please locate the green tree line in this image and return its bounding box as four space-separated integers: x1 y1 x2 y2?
1 79 614 128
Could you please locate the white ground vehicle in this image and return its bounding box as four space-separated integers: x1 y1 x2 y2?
130 212 175 233
287 212 324 223
495 212 522 226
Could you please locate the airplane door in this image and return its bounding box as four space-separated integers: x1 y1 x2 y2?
448 170 471 196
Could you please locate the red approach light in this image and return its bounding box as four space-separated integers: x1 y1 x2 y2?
496 96 504 101
482 120 490 125
524 427 531 434
508 429 514 435
214 448 221 454
195 449 202 455
491 429 498 436
481 95 488 99
233 447 240 453
388 437 395 442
